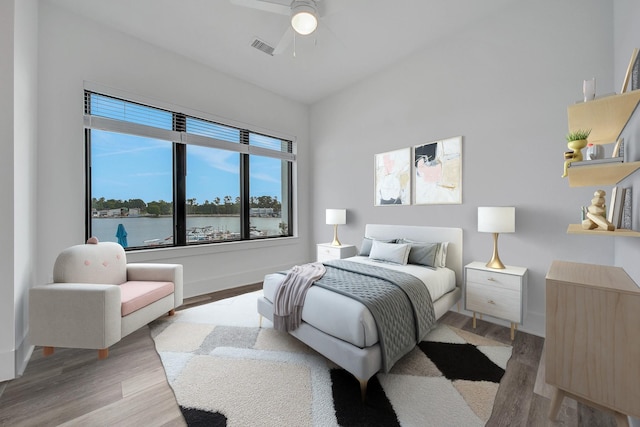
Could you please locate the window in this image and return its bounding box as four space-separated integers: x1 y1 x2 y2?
84 90 295 249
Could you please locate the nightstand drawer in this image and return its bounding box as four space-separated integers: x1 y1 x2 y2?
316 244 356 262
317 247 338 262
466 282 521 323
466 268 522 292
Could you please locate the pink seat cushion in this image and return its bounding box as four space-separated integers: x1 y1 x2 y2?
120 281 175 316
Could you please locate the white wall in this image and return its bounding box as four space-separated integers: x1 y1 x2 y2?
0 0 38 381
36 4 311 297
310 0 615 337
613 0 640 285
0 0 17 381
13 0 38 379
613 0 640 92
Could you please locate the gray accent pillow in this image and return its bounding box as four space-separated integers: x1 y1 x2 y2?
369 241 411 265
359 237 396 256
397 238 439 267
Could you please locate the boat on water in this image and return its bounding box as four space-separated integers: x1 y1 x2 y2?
143 224 264 246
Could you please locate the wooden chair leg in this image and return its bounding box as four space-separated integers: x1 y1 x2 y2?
43 346 54 357
98 348 109 359
168 309 176 316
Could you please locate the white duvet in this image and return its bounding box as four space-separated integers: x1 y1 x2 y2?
262 256 456 349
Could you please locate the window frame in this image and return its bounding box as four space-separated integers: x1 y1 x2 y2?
83 87 296 250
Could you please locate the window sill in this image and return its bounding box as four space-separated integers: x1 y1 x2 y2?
127 235 300 262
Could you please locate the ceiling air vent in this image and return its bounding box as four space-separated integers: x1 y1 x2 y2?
251 38 275 56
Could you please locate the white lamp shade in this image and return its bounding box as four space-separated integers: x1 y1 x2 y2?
290 2 318 35
478 207 515 233
326 209 346 225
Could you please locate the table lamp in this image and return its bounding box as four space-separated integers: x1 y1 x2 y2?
326 209 346 246
478 207 515 269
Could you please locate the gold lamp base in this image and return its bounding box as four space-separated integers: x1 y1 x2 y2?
486 232 506 269
331 224 341 246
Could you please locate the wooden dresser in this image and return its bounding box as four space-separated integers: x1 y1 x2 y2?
545 260 640 425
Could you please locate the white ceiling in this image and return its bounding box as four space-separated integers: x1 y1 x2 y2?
46 0 515 105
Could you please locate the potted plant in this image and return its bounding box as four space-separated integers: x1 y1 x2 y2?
562 129 591 177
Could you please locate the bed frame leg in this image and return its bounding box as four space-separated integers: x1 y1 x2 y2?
359 379 368 402
259 314 262 328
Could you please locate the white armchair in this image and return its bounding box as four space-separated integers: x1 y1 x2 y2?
29 239 183 359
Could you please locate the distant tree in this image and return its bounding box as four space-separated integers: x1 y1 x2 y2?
160 200 172 215
146 205 160 216
187 198 196 215
127 198 146 209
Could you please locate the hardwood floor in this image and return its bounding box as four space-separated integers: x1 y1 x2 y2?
441 311 615 427
0 286 616 426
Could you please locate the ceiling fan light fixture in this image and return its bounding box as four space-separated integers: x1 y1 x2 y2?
290 1 318 35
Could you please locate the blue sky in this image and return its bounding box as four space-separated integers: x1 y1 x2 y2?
91 130 282 204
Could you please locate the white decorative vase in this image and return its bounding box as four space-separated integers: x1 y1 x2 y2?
586 143 604 160
583 78 596 102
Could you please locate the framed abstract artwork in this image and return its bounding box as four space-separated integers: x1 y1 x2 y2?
374 148 411 206
413 136 462 205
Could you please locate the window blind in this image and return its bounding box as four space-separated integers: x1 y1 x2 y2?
84 91 295 161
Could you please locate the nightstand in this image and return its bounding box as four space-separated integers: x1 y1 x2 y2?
316 243 356 262
464 261 527 340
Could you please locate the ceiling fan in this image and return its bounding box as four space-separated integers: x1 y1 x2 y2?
230 0 327 56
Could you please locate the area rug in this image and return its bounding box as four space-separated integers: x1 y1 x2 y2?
149 291 512 427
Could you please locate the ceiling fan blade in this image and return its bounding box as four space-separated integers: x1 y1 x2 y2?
273 26 293 55
229 0 290 16
316 0 346 18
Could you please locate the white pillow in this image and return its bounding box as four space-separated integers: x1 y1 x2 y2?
369 241 411 265
437 242 449 268
359 237 396 256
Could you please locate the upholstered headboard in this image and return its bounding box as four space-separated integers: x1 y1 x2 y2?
364 224 463 287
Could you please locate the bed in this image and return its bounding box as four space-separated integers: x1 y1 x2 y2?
257 224 463 398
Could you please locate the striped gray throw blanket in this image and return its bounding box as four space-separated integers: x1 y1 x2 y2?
273 262 326 332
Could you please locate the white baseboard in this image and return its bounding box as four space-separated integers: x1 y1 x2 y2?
183 261 301 299
0 350 15 382
523 311 545 338
0 332 35 382
15 335 34 377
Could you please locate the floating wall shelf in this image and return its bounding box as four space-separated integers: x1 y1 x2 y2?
567 90 640 145
566 224 640 237
567 161 640 187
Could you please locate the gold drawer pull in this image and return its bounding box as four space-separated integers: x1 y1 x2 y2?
487 277 497 282
487 300 496 305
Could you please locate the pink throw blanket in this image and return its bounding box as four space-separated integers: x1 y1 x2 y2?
273 262 326 332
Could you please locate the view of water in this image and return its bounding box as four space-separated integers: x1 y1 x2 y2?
92 216 284 248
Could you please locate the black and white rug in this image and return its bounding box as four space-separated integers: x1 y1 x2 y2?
150 291 512 427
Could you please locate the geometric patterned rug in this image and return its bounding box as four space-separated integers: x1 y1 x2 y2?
149 291 512 427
